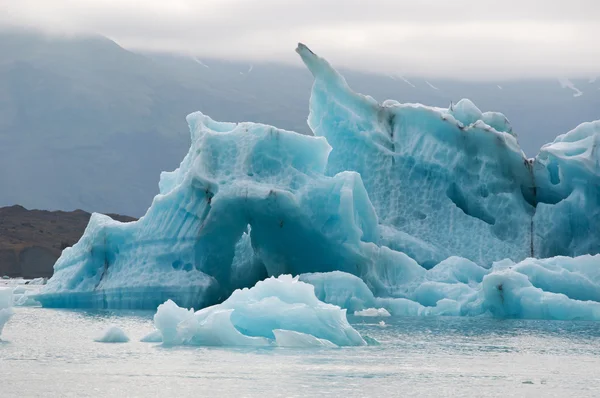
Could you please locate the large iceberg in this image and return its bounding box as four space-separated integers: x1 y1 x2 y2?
35 44 600 322
36 112 387 309
297 44 599 266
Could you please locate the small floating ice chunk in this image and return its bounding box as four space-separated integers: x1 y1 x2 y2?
153 300 195 345
0 288 14 337
26 278 47 286
274 329 338 348
94 325 130 343
354 308 391 317
140 330 163 343
12 286 27 294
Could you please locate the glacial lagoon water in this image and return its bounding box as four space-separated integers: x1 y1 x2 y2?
2 307 600 397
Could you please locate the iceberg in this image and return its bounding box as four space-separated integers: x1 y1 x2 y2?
36 112 385 309
298 43 533 267
152 275 366 347
532 121 600 258
304 255 600 321
34 44 600 323
0 287 14 337
297 43 599 266
481 268 600 320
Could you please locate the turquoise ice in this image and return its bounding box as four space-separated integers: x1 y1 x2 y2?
152 274 366 347
532 121 600 258
297 43 599 266
36 113 386 309
303 254 600 321
35 44 600 323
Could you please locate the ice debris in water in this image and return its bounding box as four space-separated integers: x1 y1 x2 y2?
26 278 47 286
153 275 366 347
354 308 391 317
0 288 14 337
304 255 600 321
33 44 600 323
94 325 130 343
13 293 40 307
140 330 163 343
8 279 44 307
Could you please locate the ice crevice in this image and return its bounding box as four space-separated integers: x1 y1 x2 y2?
32 43 600 326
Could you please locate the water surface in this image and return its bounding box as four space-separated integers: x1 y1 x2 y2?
2 308 600 397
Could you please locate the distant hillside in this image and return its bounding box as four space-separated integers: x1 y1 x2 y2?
0 29 598 216
0 205 135 278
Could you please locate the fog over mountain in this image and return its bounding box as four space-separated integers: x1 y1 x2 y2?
3 0 600 80
0 29 598 216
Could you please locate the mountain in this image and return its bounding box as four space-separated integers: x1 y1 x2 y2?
0 28 598 216
0 205 135 278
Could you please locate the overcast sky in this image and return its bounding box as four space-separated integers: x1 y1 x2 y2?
1 0 599 80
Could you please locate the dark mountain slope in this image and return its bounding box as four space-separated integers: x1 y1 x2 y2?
0 205 135 278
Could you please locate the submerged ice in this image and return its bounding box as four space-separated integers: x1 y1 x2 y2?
34 44 600 323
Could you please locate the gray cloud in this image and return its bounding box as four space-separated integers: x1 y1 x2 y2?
1 0 599 79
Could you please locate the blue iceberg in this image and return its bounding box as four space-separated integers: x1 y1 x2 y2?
304 255 600 321
532 121 600 258
152 274 366 347
35 44 600 323
297 43 599 266
36 111 384 309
